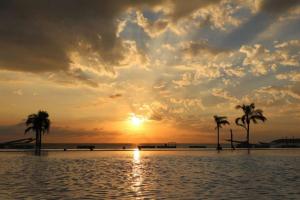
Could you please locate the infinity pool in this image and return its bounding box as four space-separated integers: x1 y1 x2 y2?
0 150 299 199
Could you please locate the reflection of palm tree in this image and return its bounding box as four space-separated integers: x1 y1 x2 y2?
25 111 50 155
214 115 230 150
235 103 266 147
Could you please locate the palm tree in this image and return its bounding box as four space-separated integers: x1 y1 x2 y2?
214 115 230 150
25 110 50 155
235 103 266 147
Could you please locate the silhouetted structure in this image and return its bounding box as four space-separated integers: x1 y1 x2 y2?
25 110 51 155
230 129 235 150
189 145 206 148
214 115 230 150
157 142 176 148
0 138 35 149
138 145 155 150
77 145 95 151
235 103 266 148
268 138 300 148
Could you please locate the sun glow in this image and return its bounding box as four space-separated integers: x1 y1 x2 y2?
130 114 145 127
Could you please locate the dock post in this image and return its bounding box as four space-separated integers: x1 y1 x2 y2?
230 129 235 150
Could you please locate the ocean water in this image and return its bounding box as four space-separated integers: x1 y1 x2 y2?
0 150 299 199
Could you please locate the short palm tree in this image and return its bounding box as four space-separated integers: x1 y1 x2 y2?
235 103 266 147
25 110 50 155
214 115 230 150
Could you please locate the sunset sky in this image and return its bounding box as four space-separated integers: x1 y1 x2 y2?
0 0 299 143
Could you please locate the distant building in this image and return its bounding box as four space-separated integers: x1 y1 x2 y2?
269 138 300 148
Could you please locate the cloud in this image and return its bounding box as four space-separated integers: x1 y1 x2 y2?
172 72 194 87
67 68 99 88
242 85 300 108
0 0 226 75
145 97 205 125
276 71 300 82
135 11 169 38
181 40 222 56
256 86 300 101
221 0 300 48
190 0 242 31
0 0 163 74
240 41 300 76
13 89 23 96
274 40 300 67
211 88 239 103
258 0 300 14
166 0 221 21
240 44 277 76
109 93 122 99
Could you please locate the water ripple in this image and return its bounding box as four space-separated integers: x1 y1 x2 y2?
0 150 299 199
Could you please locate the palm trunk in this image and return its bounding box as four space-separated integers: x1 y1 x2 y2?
37 130 42 155
230 129 234 150
247 122 250 147
246 115 250 148
217 126 221 150
35 131 39 155
39 132 42 154
247 123 250 149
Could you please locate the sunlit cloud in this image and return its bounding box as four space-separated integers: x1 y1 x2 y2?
0 0 299 143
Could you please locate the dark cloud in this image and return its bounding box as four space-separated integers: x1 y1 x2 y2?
109 93 122 99
221 0 300 49
0 0 227 82
169 0 221 21
0 0 163 73
182 41 223 56
66 68 99 87
259 0 300 14
0 0 228 74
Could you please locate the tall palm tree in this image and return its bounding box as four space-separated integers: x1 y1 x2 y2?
235 103 266 147
214 115 230 150
25 110 50 155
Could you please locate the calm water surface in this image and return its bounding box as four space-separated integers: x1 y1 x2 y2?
0 150 299 199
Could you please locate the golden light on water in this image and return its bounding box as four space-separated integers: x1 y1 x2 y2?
131 148 142 195
133 148 140 163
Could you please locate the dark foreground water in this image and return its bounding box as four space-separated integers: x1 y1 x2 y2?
0 150 299 199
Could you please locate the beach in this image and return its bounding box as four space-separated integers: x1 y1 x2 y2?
0 149 299 199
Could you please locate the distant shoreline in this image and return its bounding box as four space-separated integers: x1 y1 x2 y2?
1 148 299 152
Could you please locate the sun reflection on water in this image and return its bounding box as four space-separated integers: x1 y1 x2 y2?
133 148 140 163
131 148 143 197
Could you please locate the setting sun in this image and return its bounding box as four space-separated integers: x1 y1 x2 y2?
130 115 144 127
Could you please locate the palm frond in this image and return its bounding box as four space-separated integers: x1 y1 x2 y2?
235 105 242 109
219 120 230 125
255 109 263 114
241 115 246 124
252 117 258 124
235 117 246 129
25 126 33 134
251 115 267 122
25 111 51 135
218 116 227 121
25 114 37 126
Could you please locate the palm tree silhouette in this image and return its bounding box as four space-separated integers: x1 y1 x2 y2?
214 115 230 150
235 103 266 148
25 110 50 155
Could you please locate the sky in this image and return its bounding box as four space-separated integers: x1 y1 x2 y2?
0 0 300 144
